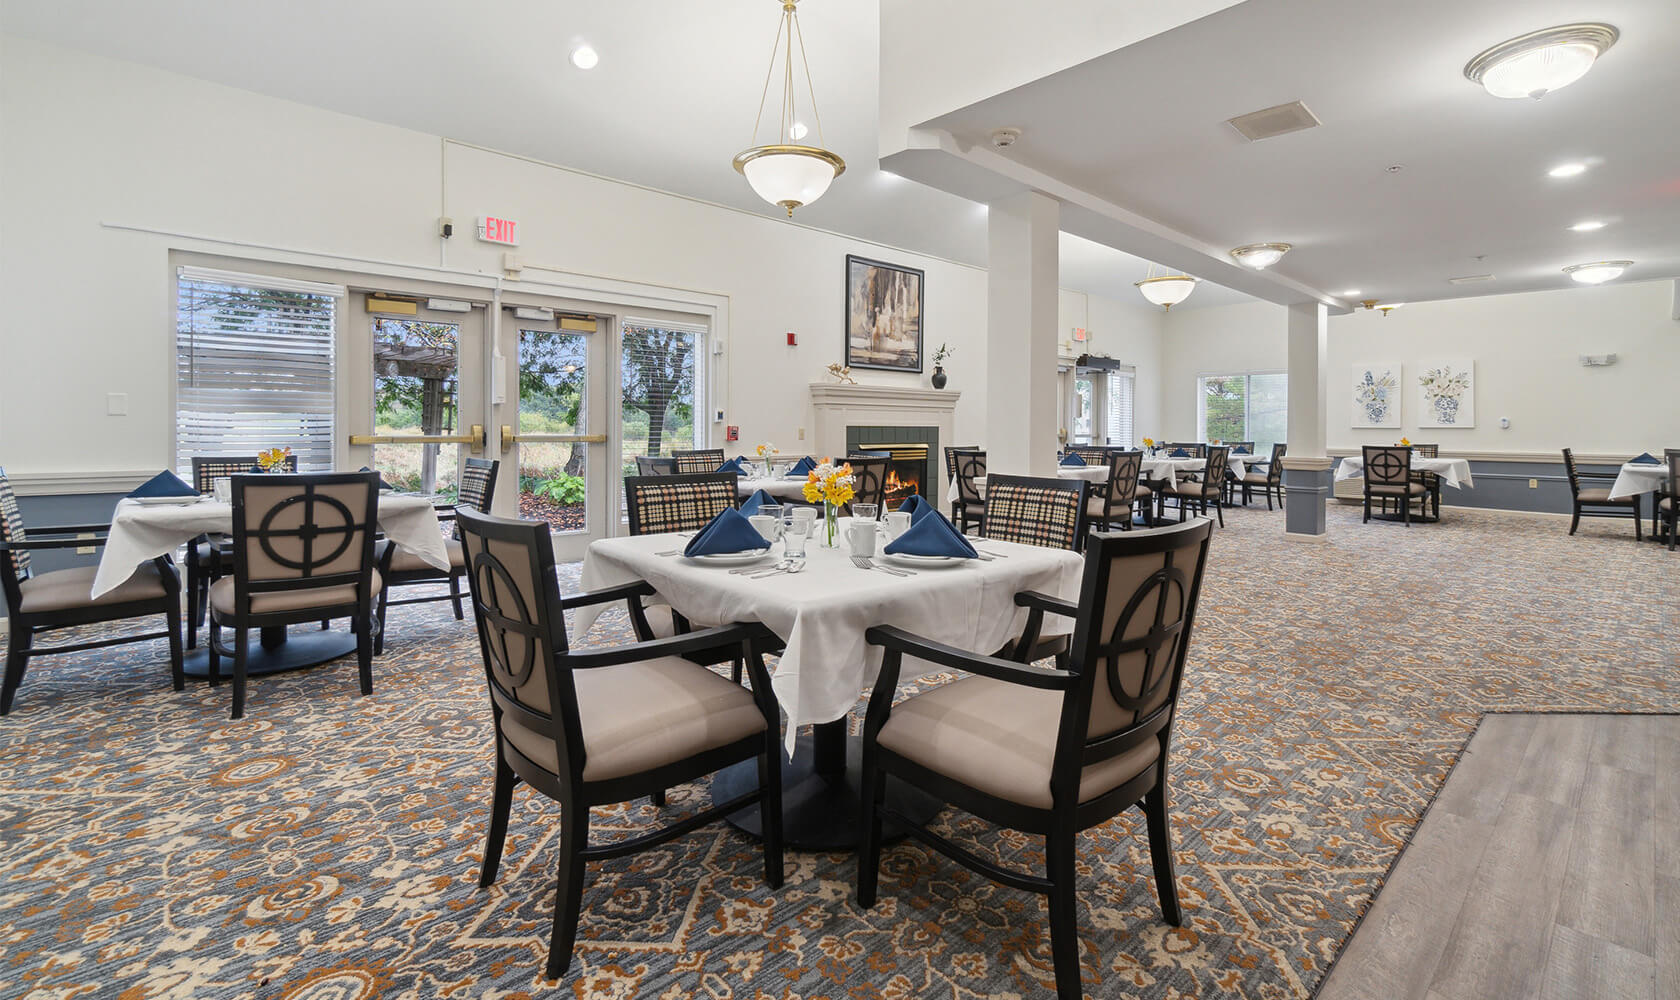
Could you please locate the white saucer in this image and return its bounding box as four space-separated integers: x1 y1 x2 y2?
130 495 202 506
688 549 773 566
883 551 965 568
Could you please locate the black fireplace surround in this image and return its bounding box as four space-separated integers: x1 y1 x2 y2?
845 425 940 508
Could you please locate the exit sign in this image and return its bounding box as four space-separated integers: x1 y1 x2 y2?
476 215 519 246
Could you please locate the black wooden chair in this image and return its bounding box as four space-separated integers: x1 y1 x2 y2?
1409 443 1444 521
671 449 725 474
983 474 1090 666
456 507 783 981
1086 450 1148 530
1240 443 1286 509
1361 446 1426 526
950 449 987 533
1562 448 1640 539
1662 450 1679 550
375 458 499 651
1163 442 1206 458
845 457 889 515
1064 446 1111 467
1220 442 1255 504
943 445 979 520
186 454 297 648
1 467 184 715
1164 446 1230 527
634 455 677 476
207 472 382 718
858 519 1214 1000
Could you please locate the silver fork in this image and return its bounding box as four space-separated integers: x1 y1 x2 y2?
852 555 913 577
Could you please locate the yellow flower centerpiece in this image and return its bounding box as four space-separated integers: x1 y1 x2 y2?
801 459 854 547
1399 437 1411 448
256 446 293 472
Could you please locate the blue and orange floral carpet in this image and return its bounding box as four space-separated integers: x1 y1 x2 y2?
1 504 1673 998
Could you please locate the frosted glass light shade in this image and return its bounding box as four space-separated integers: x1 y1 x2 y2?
1230 243 1291 269
1135 275 1197 310
1465 24 1618 100
733 145 846 216
1563 260 1632 284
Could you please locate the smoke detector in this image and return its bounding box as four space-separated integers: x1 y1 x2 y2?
990 127 1023 149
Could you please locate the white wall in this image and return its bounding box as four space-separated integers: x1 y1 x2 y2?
1056 289 1165 439
0 35 991 477
1156 283 1680 454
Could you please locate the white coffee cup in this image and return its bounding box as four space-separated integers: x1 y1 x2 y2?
792 506 818 524
748 514 780 544
884 510 912 540
846 519 878 557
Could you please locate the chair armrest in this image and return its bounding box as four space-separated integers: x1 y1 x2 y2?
556 580 657 611
0 535 107 552
563 621 773 669
865 624 1074 690
1014 590 1079 619
25 523 114 535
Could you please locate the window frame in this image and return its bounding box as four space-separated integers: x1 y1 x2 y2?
1195 369 1288 446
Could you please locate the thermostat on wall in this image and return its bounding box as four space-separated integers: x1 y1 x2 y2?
1578 353 1618 366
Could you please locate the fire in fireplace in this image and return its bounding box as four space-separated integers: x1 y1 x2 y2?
864 443 929 505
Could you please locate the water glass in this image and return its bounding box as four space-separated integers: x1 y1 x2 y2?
852 503 879 521
792 506 818 526
781 517 812 561
884 510 912 540
212 478 232 504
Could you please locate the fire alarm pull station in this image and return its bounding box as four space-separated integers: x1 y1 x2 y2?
726 425 739 442
786 332 797 346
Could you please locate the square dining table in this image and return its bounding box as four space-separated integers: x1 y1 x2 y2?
576 520 1084 848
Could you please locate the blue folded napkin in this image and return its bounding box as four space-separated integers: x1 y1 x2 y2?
738 489 779 517
129 470 196 498
1170 448 1190 458
896 494 935 523
1630 452 1659 465
785 455 816 477
883 509 978 559
683 508 770 557
358 466 395 490
1059 452 1086 467
716 456 749 475
1234 447 1250 455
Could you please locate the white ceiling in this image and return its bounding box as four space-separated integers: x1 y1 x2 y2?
0 0 1248 310
924 0 1680 305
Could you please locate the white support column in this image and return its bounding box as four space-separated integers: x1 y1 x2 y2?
986 190 1061 477
1282 301 1332 536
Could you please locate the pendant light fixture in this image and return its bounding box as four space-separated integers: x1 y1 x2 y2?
733 0 845 217
1135 263 1198 312
1464 23 1618 100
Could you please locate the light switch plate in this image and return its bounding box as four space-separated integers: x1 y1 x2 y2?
107 392 128 416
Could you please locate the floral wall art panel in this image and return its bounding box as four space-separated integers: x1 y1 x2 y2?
1351 361 1403 428
1416 359 1475 428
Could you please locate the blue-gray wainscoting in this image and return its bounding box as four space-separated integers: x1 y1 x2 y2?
1331 457 1644 516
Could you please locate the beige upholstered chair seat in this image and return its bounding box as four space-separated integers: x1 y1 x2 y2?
209 570 381 616
388 538 464 574
1135 484 1153 499
499 656 765 781
877 675 1160 809
17 563 168 613
1368 481 1428 497
1576 487 1624 503
1660 497 1673 512
1242 471 1270 484
1165 481 1220 498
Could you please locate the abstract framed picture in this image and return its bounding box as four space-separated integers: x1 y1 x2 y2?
1416 359 1475 428
845 254 923 373
1350 361 1402 428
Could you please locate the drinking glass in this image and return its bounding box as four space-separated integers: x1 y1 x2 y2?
212 478 232 504
760 503 781 524
884 510 912 540
792 506 818 526
781 517 812 561
853 503 879 521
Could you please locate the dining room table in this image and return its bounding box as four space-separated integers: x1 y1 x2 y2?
1608 459 1672 542
734 475 813 501
1335 453 1476 490
575 517 1085 848
97 492 451 677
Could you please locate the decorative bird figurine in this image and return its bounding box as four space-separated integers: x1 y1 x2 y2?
825 362 858 385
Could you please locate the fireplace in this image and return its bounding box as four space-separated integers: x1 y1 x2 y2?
846 425 940 506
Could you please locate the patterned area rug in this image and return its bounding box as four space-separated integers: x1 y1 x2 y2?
1 504 1673 999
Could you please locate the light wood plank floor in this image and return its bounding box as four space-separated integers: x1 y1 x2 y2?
1317 713 1678 1000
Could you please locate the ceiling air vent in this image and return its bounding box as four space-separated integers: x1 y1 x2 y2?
1226 101 1321 142
1448 274 1496 285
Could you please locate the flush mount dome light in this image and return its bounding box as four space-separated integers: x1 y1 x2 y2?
1563 260 1632 284
1229 243 1292 269
570 45 599 69
1465 23 1618 99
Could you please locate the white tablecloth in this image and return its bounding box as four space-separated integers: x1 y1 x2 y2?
736 477 813 501
1608 462 1669 500
94 494 450 598
1335 455 1475 489
1141 457 1205 481
970 465 1108 496
577 523 1083 754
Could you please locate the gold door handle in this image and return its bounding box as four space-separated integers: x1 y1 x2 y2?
348 424 485 454
499 426 608 451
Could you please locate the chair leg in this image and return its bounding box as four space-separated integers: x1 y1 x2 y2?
1143 783 1182 925
1569 503 1580 535
1634 506 1643 542
374 585 390 657
857 745 886 907
184 561 200 650
1045 825 1083 1000
480 753 516 887
2 627 32 715
165 590 185 693
649 789 666 807
207 621 222 686
1363 494 1371 523
730 655 743 685
544 796 590 981
449 572 465 620
231 626 249 719
356 613 374 696
1214 498 1224 529
757 735 784 890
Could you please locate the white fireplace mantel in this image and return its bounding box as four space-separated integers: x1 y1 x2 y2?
807 382 960 459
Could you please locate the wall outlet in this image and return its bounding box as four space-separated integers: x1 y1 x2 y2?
1528 478 1538 489
797 427 805 440
76 531 97 555
106 392 128 416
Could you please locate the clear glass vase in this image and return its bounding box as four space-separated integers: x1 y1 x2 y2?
824 501 839 547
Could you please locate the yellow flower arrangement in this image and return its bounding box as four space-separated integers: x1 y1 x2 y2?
1142 437 1155 447
1399 437 1411 447
256 446 293 472
801 459 854 546
755 441 779 458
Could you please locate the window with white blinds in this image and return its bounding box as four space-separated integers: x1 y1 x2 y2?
619 318 707 464
176 269 341 474
1105 369 1135 447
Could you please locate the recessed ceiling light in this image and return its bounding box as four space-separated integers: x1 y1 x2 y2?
1464 23 1618 100
1339 289 1362 297
570 45 599 70
1569 219 1606 232
1548 161 1588 178
1563 260 1632 284
1229 243 1292 269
